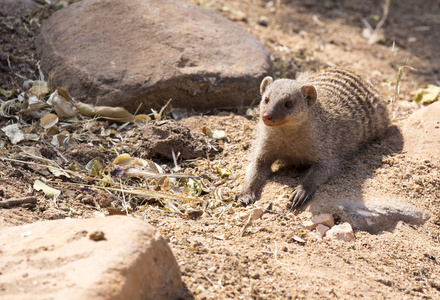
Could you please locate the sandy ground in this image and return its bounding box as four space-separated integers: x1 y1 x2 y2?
1 0 440 299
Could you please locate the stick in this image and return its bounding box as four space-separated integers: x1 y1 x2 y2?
42 139 70 164
0 196 37 208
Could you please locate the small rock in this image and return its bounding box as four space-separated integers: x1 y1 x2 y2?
376 277 394 287
252 273 260 280
306 231 323 242
42 207 65 220
325 222 355 242
238 207 264 221
89 231 106 241
291 235 306 244
302 220 317 230
430 280 440 291
258 15 269 27
316 224 330 238
250 208 264 220
311 213 335 228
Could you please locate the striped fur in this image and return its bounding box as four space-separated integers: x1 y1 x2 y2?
238 68 389 208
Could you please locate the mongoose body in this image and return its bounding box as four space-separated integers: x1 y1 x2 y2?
239 68 389 208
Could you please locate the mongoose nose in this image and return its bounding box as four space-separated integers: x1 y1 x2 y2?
262 114 272 122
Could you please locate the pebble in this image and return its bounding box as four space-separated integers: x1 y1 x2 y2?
311 213 335 228
302 220 317 230
325 222 355 242
258 15 269 27
239 207 264 221
316 224 330 238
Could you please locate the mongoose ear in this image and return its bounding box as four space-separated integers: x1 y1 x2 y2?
260 76 274 95
301 85 317 107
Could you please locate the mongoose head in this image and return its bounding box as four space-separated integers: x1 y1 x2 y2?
259 76 317 127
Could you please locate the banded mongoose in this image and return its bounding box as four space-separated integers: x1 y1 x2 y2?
238 68 389 208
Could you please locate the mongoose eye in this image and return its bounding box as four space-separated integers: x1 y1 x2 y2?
284 101 293 108
264 97 269 104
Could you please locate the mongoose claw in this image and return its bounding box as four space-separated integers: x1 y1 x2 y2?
290 186 310 209
236 193 255 206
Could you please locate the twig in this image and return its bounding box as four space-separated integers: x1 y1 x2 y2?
0 196 37 208
7 58 27 80
171 148 180 171
42 139 70 164
361 18 374 31
390 42 416 120
312 15 324 27
216 203 232 219
0 157 205 202
273 241 298 275
53 181 206 204
239 212 254 237
119 179 129 215
369 0 391 44
202 272 216 287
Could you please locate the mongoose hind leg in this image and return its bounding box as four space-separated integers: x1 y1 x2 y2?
290 159 340 209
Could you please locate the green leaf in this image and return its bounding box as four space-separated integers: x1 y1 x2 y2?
186 178 202 197
413 85 440 105
0 86 16 99
215 166 231 177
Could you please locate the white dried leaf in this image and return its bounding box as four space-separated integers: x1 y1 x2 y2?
1 123 24 144
33 180 61 199
28 95 46 109
47 90 77 118
48 167 71 178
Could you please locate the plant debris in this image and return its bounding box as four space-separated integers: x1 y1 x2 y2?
413 84 440 105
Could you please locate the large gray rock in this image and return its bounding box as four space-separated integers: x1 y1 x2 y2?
36 0 272 113
0 216 189 300
402 101 440 159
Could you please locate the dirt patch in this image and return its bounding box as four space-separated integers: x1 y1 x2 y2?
1 0 440 299
141 121 221 159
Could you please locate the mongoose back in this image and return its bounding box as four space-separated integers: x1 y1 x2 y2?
238 68 389 208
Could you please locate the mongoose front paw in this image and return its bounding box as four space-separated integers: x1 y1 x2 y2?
236 193 255 206
290 185 312 209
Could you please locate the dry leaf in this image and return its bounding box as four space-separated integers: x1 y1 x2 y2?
134 114 151 123
1 123 24 144
202 126 226 139
48 167 71 178
113 153 133 166
413 84 440 105
33 180 61 199
86 158 104 176
47 90 77 118
75 102 134 122
215 166 231 177
41 113 59 129
28 81 50 99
